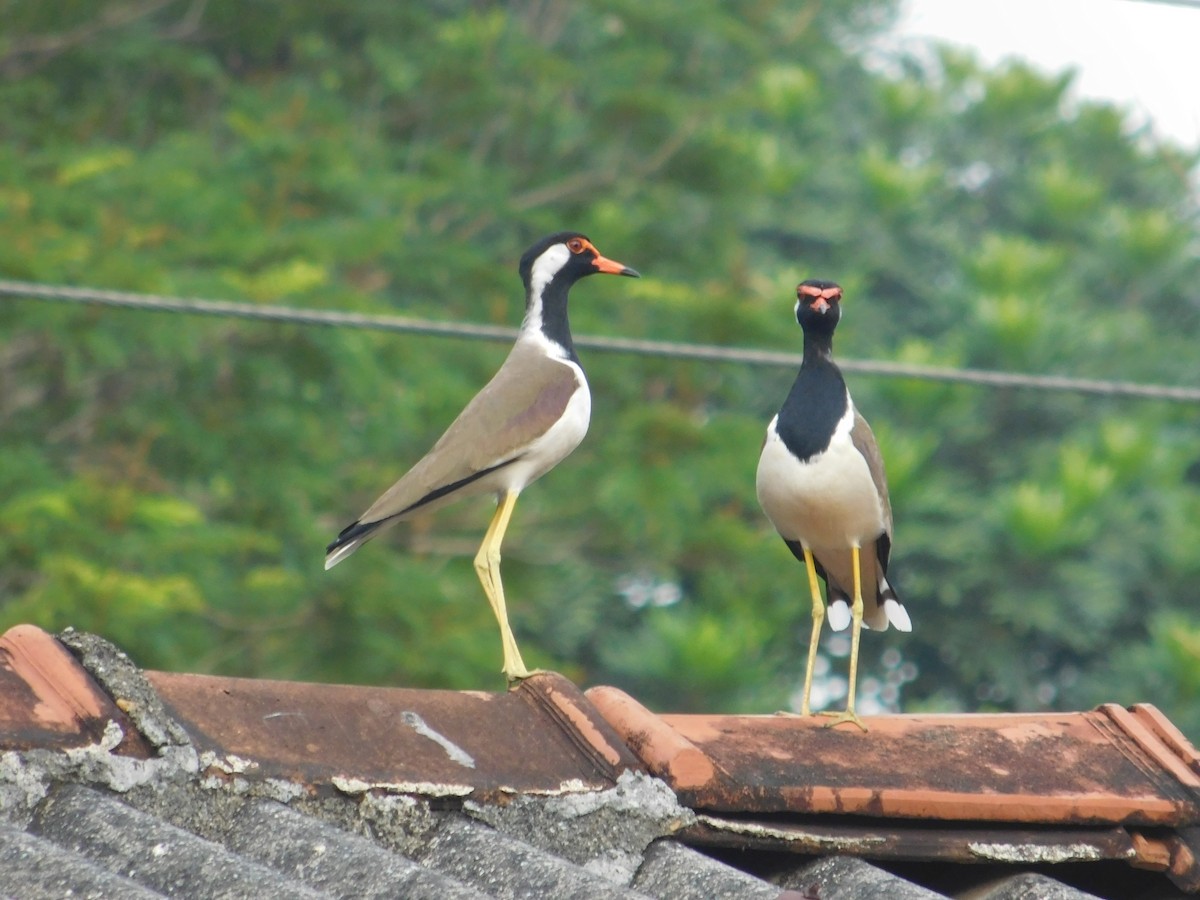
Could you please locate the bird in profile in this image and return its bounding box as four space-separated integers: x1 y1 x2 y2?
325 232 639 683
756 280 911 730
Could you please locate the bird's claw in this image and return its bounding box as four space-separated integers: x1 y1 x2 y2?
819 709 868 732
504 666 549 687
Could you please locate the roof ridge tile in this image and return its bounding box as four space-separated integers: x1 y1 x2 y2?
4 625 1198 897
0 625 146 756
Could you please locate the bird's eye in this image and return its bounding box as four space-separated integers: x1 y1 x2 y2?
567 238 585 253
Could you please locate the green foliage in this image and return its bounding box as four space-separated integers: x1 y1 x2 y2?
2 0 1199 739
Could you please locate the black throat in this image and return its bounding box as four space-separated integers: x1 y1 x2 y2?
529 273 581 364
775 329 848 463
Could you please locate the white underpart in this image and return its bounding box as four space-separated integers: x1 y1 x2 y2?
756 399 886 550
494 331 591 495
523 242 571 335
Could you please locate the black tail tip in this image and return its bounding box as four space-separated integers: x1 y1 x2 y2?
326 519 372 555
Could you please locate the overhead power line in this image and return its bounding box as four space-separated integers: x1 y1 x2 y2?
2 278 1198 403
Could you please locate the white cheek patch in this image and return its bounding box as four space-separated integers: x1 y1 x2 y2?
529 243 571 302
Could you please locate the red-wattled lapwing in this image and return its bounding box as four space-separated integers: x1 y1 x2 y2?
756 280 911 730
325 232 638 683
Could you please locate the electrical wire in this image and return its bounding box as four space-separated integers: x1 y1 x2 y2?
3 278 1198 402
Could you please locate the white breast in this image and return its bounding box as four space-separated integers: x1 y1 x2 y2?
498 355 590 494
756 406 885 550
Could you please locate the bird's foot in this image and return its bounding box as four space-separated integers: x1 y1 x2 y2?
819 709 868 732
504 666 550 688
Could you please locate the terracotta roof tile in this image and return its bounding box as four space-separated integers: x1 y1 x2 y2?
585 686 1200 825
0 624 147 756
585 685 1200 893
1 624 1195 898
143 668 640 802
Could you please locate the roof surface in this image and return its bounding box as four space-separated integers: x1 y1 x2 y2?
2 623 1198 898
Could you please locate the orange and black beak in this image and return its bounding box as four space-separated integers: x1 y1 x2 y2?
583 239 639 278
592 254 639 278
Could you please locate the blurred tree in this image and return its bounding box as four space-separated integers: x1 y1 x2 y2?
1 0 1198 737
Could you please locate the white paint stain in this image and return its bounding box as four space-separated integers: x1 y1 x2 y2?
400 711 476 769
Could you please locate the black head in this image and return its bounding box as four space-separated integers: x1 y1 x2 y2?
794 279 843 335
519 231 639 296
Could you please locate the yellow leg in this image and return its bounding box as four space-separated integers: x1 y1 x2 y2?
799 546 825 717
823 544 867 731
473 490 532 684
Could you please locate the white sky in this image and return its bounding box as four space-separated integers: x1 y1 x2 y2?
885 0 1200 150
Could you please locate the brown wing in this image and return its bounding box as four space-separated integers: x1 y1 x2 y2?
850 409 892 537
357 340 581 524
